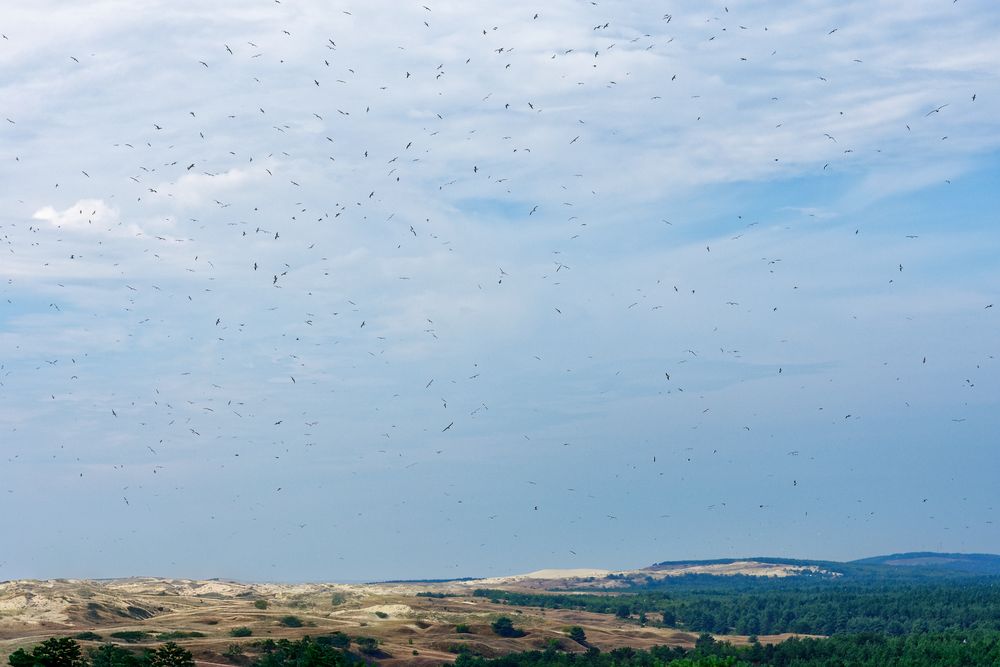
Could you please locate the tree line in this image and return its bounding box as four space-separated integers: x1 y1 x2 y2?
6 636 370 667
473 580 1000 635
453 630 1000 666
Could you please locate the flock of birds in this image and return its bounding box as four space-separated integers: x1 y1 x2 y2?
0 1 996 577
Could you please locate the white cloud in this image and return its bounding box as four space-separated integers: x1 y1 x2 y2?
32 198 119 230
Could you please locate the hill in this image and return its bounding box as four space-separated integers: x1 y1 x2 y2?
851 552 1000 576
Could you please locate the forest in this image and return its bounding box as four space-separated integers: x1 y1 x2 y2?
12 631 1000 667
451 632 1000 666
473 578 1000 635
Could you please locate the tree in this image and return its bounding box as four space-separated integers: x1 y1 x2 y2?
89 644 139 667
147 643 194 667
662 610 677 627
694 633 718 655
567 626 587 644
353 637 380 657
222 645 244 664
490 616 525 638
9 638 86 667
8 650 35 667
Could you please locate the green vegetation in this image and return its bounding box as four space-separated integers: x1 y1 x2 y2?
453 631 1000 666
491 616 526 638
329 593 346 606
222 644 244 663
415 591 456 598
314 633 350 649
229 628 253 638
10 638 358 667
352 637 380 657
107 633 149 644
474 579 1000 635
253 600 268 610
456 623 472 633
15 629 1000 667
88 644 138 667
9 638 87 667
277 615 303 628
153 633 203 641
73 634 103 642
566 627 586 644
373 610 388 618
254 637 352 667
147 643 194 667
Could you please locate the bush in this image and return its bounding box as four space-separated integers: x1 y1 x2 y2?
9 638 86 667
109 632 149 644
353 637 381 656
455 624 471 634
88 643 139 667
490 616 525 638
374 611 388 619
278 616 303 628
74 632 103 642
229 628 253 638
148 642 194 667
155 632 204 641
330 593 346 606
222 644 244 663
253 600 268 610
315 632 350 649
567 626 587 644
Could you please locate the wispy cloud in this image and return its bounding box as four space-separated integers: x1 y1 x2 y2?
0 0 998 580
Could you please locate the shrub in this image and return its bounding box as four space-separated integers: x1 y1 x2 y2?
455 624 471 634
88 642 139 667
490 616 525 638
330 593 346 606
10 638 86 667
155 632 204 641
567 626 587 644
353 637 380 656
253 600 268 610
222 644 244 663
229 628 253 638
374 611 388 619
109 632 149 644
148 642 194 667
278 616 303 628
74 632 103 641
315 632 350 649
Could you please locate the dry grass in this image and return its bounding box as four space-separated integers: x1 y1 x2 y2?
0 577 818 665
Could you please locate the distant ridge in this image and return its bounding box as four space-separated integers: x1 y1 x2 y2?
374 553 1000 589
851 552 1000 576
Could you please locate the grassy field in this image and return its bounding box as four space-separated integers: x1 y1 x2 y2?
0 578 802 666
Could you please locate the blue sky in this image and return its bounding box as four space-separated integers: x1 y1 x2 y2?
1 0 999 582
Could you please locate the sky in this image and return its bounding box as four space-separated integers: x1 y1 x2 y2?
1 0 999 583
